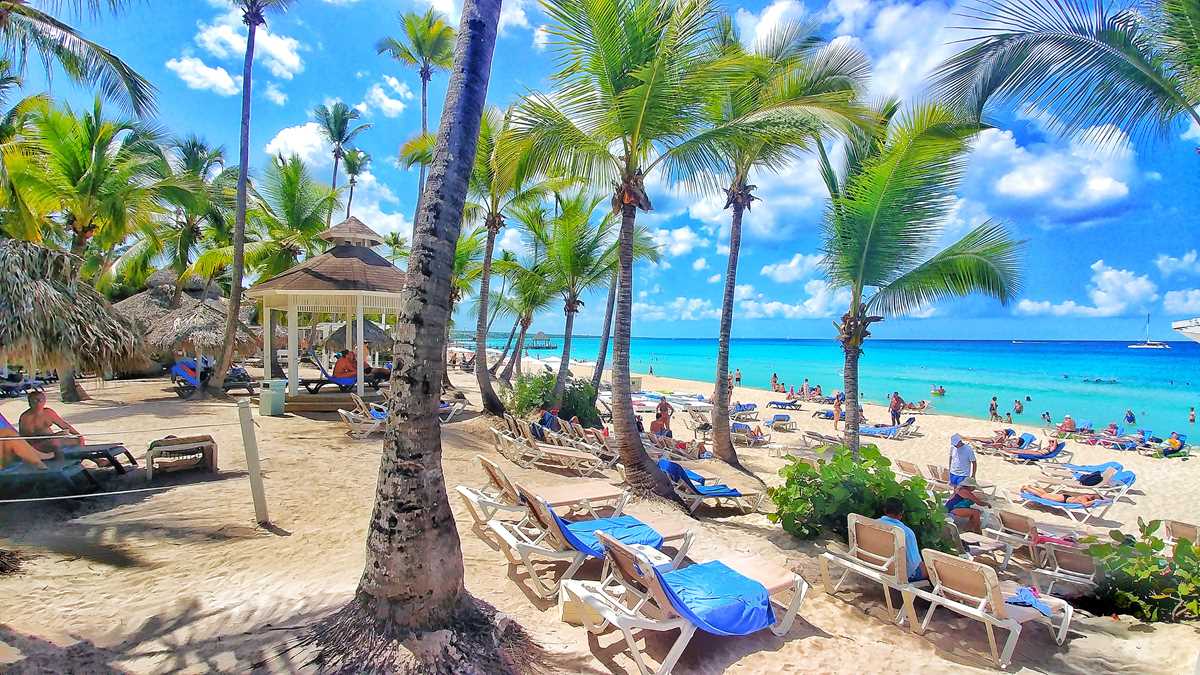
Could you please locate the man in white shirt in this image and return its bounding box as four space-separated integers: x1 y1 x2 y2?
948 433 977 487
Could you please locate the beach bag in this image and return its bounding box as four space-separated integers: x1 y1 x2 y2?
1078 471 1103 486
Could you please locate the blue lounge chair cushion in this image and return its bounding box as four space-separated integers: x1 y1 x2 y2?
369 408 387 420
1112 470 1136 486
553 511 664 558
311 350 358 387
1020 490 1111 510
1017 432 1036 448
731 422 752 433
769 414 790 423
657 458 706 485
1064 461 1123 474
652 560 775 636
1016 442 1066 461
171 359 200 387
659 460 741 498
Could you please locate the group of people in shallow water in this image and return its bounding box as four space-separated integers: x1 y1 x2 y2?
0 390 85 469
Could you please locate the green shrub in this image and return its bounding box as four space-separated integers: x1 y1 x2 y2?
1084 518 1200 622
502 373 601 428
767 445 954 553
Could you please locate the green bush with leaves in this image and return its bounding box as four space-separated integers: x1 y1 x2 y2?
1085 518 1200 622
767 445 954 553
502 373 601 427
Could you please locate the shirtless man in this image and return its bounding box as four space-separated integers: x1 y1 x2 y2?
1 411 52 469
19 391 83 458
333 350 358 379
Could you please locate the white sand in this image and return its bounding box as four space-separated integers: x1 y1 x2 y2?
0 371 1196 673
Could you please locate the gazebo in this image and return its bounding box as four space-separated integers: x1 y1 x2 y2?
246 216 407 397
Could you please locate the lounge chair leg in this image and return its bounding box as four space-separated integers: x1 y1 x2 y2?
1052 604 1072 645
619 625 655 675
820 557 833 594
900 591 921 632
770 576 810 636
656 624 696 675
998 622 1021 668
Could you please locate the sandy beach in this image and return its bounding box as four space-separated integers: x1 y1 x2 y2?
1 369 1197 674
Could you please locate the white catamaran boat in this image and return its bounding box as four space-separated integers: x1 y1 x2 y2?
1129 314 1170 349
1173 317 1200 344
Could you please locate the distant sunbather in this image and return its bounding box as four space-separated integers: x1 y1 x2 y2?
0 411 52 469
963 428 1011 446
1020 485 1106 506
1000 437 1058 457
19 390 83 457
333 350 358 379
1056 415 1077 433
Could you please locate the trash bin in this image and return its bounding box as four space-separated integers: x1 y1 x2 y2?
259 379 287 416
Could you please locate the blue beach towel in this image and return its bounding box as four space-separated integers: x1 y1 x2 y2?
1016 441 1066 461
1016 432 1036 449
652 561 776 636
659 460 742 498
657 458 707 485
171 359 200 387
1064 461 1123 475
1020 490 1111 510
551 510 664 558
1005 586 1052 617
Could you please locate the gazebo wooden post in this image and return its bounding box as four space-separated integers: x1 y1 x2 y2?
261 302 272 377
356 297 365 397
287 299 299 396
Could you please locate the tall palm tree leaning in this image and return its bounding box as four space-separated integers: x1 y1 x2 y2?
299 0 517 668
377 8 455 237
341 148 369 218
0 0 154 115
589 226 660 391
211 0 293 395
313 101 371 226
932 0 1200 145
696 17 871 469
470 105 557 414
816 102 1023 458
494 250 557 383
515 0 738 497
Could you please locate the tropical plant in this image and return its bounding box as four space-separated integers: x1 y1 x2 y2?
0 60 48 240
1085 518 1200 622
313 101 370 225
518 193 615 406
377 7 455 231
768 445 956 552
590 225 660 391
300 0 514 666
514 0 740 496
933 0 1200 145
341 148 369 218
0 0 154 115
381 230 409 265
692 17 871 468
503 371 601 427
816 102 1023 457
212 0 294 393
494 250 556 382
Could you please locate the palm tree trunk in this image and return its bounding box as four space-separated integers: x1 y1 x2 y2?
475 221 504 415
327 152 340 227
551 303 576 407
209 18 258 394
710 199 745 468
840 312 864 460
490 319 518 375
613 203 674 498
60 227 90 402
411 73 430 242
500 319 526 382
313 0 502 655
345 180 356 218
590 268 617 392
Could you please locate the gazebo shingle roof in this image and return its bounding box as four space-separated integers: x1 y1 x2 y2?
250 244 407 293
319 216 385 247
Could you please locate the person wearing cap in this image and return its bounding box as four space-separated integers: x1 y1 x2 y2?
1056 414 1077 434
947 433 977 487
945 476 990 533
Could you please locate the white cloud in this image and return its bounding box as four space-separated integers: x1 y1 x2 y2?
1156 250 1200 278
347 171 412 235
652 226 708 257
632 296 719 321
263 81 287 105
735 0 804 51
1016 260 1158 317
165 56 240 96
499 0 530 33
734 284 757 301
760 252 823 283
195 8 305 80
382 75 414 99
1183 120 1200 142
419 0 460 21
497 226 524 255
691 257 708 271
707 273 721 284
360 82 408 117
738 280 851 319
532 24 550 52
264 122 331 166
1164 289 1200 314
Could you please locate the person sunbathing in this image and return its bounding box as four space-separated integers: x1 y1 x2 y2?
903 400 928 411
1020 484 1106 506
962 428 1012 447
18 390 83 458
1056 415 1077 433
332 350 358 379
999 438 1059 457
1102 422 1119 436
0 411 52 469
1163 431 1186 457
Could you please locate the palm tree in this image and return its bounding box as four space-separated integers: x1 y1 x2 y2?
303 0 507 659
212 0 293 394
494 251 557 383
382 230 409 264
816 102 1023 457
692 18 871 468
0 60 48 242
518 193 614 406
590 225 659 391
341 148 369 218
933 0 1200 144
0 0 154 115
313 101 371 226
470 106 560 414
377 8 455 235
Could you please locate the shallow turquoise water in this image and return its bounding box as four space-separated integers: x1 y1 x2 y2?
486 335 1200 435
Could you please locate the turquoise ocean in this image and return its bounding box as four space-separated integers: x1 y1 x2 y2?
478 335 1200 436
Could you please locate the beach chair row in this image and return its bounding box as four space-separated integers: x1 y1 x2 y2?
337 394 466 437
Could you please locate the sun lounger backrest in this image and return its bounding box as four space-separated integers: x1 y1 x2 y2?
996 510 1036 541
594 530 678 620
847 514 905 580
478 456 519 503
896 460 921 477
514 483 569 550
351 393 370 416
147 434 215 451
1043 544 1096 579
1165 520 1199 544
926 464 949 482
922 549 1006 617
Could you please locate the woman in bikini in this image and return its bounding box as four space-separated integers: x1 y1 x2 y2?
1020 484 1106 506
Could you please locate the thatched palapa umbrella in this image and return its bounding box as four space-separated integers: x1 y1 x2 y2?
0 240 140 370
322 319 394 353
147 298 258 358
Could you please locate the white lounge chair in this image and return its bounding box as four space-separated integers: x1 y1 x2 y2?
1163 519 1199 546
455 455 628 527
917 548 1074 668
1031 543 1098 597
819 513 929 627
657 459 764 514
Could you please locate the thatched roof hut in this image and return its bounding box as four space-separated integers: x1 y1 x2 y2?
114 284 257 361
0 240 141 369
322 319 393 352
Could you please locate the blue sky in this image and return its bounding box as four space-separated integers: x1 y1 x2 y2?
26 0 1200 341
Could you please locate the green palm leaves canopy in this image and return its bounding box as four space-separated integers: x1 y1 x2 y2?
932 0 1200 144
0 239 140 370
